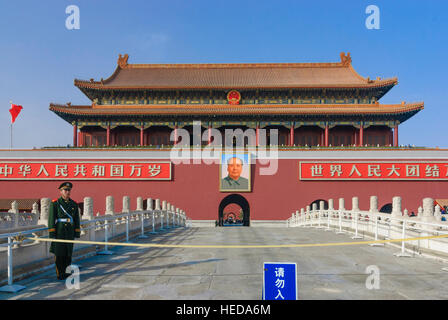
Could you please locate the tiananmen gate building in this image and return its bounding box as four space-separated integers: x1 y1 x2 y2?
1 52 447 226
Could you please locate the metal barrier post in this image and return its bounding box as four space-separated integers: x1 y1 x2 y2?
352 212 363 239
325 210 331 231
125 215 129 242
166 211 170 229
98 219 113 255
0 236 26 293
394 219 412 257
150 211 157 234
160 212 164 230
139 212 148 239
336 210 344 234
370 214 384 247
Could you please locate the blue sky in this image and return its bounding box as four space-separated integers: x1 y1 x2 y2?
0 0 447 148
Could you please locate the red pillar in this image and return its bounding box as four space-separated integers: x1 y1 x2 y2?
73 124 78 147
359 124 364 146
393 124 399 147
256 125 259 147
324 125 329 147
289 126 294 146
140 126 144 146
106 125 110 146
174 125 178 145
79 131 85 147
208 125 212 145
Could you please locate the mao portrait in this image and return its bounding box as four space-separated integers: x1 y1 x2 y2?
220 153 251 192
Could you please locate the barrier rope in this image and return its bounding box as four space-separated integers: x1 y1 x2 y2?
26 232 448 249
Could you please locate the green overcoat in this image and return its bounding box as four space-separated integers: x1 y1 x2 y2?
48 197 81 256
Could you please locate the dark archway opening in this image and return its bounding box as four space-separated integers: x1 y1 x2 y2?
218 194 250 227
380 203 392 214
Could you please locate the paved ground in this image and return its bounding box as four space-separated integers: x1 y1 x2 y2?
1 226 448 300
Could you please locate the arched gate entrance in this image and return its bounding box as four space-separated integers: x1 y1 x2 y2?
218 194 250 226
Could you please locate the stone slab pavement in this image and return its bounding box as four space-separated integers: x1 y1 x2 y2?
1 226 448 300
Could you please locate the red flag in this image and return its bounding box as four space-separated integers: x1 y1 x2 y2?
9 104 23 124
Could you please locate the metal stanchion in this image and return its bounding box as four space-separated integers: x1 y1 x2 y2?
352 212 363 239
150 211 157 234
166 212 170 229
370 214 384 247
160 213 164 231
139 212 148 239
125 215 129 242
0 236 26 293
98 219 113 255
336 211 344 234
394 219 412 257
325 211 331 231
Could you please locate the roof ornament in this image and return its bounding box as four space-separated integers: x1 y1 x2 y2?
118 54 129 68
340 52 352 66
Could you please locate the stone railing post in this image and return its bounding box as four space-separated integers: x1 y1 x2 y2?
328 199 334 211
421 198 436 225
105 196 114 215
352 197 359 212
166 202 171 227
339 198 345 211
83 197 95 240
105 195 115 237
39 198 51 226
9 200 19 214
319 201 324 211
9 201 19 228
312 203 317 221
146 198 153 211
122 196 130 214
83 197 94 220
136 196 143 212
391 196 402 229
391 196 402 217
32 202 39 214
369 196 379 213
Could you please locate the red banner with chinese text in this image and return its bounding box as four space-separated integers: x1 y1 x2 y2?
299 162 448 180
0 161 171 180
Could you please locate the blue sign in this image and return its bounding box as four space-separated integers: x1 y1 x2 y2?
263 262 297 300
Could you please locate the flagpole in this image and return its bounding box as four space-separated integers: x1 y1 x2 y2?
9 100 12 150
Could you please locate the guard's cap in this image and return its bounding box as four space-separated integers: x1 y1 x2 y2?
58 182 73 190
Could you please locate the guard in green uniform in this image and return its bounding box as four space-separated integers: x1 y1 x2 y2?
48 182 81 280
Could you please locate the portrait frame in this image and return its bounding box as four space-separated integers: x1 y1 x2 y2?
219 152 251 192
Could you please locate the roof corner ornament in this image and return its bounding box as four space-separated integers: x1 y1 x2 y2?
118 54 129 68
340 52 352 66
